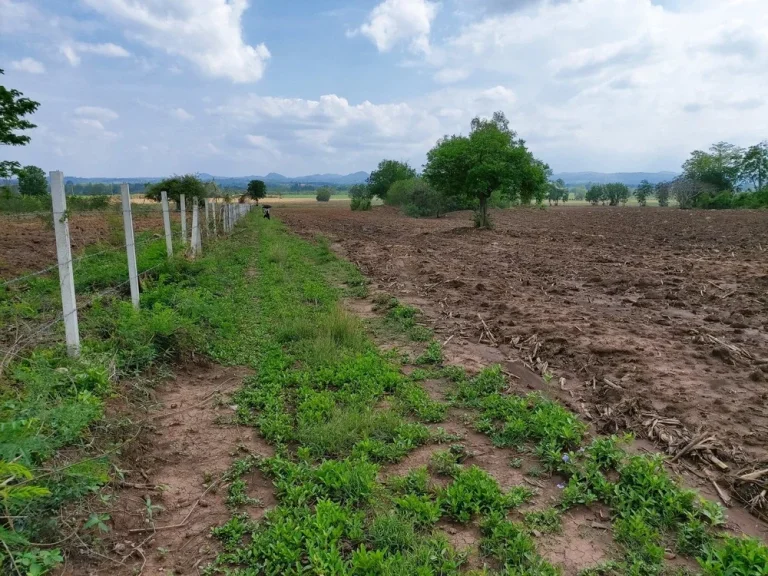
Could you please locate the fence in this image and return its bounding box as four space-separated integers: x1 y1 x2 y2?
0 171 253 369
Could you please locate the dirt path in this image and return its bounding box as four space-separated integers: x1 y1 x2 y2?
62 365 275 575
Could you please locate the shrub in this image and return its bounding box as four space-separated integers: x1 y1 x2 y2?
350 184 372 211
145 174 207 204
316 187 332 202
387 178 448 218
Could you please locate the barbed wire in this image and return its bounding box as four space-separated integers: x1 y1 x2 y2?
0 235 165 289
0 261 168 370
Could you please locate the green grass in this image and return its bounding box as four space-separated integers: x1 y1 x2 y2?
5 209 766 575
0 216 265 573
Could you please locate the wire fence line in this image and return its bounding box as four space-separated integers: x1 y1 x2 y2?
0 174 254 370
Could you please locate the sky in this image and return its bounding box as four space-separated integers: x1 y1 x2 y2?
1 0 767 178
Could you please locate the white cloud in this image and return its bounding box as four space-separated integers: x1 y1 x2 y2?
209 86 522 166
75 106 119 122
81 0 271 83
352 0 439 54
10 57 45 74
170 107 194 121
434 67 470 84
60 42 131 66
386 0 768 170
0 0 40 34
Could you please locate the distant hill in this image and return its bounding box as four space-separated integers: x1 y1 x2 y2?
65 171 370 187
554 172 678 187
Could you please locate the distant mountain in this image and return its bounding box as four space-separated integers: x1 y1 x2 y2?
554 172 678 187
64 171 370 186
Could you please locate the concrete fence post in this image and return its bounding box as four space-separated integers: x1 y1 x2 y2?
50 171 80 357
180 194 187 246
212 200 218 236
190 198 200 258
204 199 210 238
120 183 140 309
161 191 173 258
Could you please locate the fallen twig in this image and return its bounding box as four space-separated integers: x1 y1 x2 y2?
128 475 224 534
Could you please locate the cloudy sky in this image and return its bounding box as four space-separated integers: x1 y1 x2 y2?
1 0 767 177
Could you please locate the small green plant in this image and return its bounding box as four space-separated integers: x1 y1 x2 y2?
429 446 466 477
415 341 443 365
439 466 532 523
699 536 768 575
524 508 562 534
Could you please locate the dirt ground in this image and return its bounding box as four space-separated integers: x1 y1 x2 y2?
280 204 768 500
0 211 176 280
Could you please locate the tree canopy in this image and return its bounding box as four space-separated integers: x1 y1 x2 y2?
740 142 768 191
247 180 267 203
635 180 653 206
367 160 417 200
1 69 41 179
423 111 548 228
17 165 47 196
145 174 207 204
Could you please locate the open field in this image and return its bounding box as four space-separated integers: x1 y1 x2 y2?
3 207 768 575
279 205 768 491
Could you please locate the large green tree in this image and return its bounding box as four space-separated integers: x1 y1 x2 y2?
682 142 743 191
247 179 267 203
17 165 47 196
740 141 768 191
423 111 548 228
145 174 207 204
1 69 41 179
368 160 417 201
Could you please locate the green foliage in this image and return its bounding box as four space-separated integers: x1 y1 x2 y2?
423 111 549 228
369 160 417 201
368 511 417 552
699 536 768 575
439 465 532 523
547 179 568 206
480 513 559 574
349 184 372 211
655 182 671 207
17 165 48 196
415 341 443 365
386 177 448 218
740 141 768 191
0 68 40 150
604 183 631 206
585 184 604 205
524 508 562 534
635 180 653 206
682 141 743 191
144 174 207 204
429 446 466 477
316 186 333 202
246 179 267 202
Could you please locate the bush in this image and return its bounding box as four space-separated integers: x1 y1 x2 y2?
349 184 372 211
316 187 332 202
388 178 447 218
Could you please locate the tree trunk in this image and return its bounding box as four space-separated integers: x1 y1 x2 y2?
479 195 489 228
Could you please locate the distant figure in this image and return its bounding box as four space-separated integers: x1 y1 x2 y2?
262 205 271 220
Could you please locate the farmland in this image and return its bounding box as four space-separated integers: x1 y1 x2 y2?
1 203 767 575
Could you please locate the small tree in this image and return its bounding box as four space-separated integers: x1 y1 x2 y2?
547 179 567 206
635 179 653 206
316 187 332 202
17 165 47 196
655 182 671 207
145 174 207 204
585 184 603 205
247 179 267 204
604 182 630 206
369 160 417 201
349 184 372 211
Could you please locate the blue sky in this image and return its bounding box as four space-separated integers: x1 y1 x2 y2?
1 0 766 177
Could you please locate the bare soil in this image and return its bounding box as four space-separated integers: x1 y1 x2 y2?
0 211 176 280
62 364 274 576
280 204 768 514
